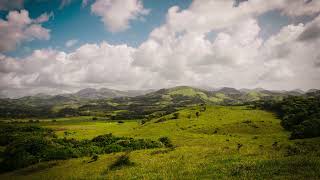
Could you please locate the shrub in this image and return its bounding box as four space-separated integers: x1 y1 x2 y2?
159 137 173 148
92 117 98 121
200 106 206 112
155 118 166 123
141 119 147 125
196 112 200 118
290 118 320 139
109 154 134 170
91 154 99 162
172 113 180 119
254 95 320 139
0 126 162 172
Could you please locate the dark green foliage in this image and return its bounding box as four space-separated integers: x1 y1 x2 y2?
290 118 320 139
89 154 99 162
196 112 200 118
92 117 98 121
254 94 320 139
200 105 206 112
158 137 173 148
57 108 79 117
155 118 166 123
109 154 134 170
172 113 180 119
0 125 54 146
0 125 162 172
237 143 243 151
141 119 147 125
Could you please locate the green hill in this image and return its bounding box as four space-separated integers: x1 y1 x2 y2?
0 105 319 179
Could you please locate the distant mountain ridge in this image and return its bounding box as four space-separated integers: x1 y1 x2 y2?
1 86 319 119
0 88 155 100
0 86 318 101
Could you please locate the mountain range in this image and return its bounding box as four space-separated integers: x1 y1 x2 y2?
0 86 316 101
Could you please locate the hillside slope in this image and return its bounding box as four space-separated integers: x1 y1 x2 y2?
1 106 319 179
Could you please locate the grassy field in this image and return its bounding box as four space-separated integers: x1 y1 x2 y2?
1 106 320 179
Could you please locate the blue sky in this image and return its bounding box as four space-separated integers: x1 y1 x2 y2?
1 0 320 97
1 0 304 57
2 0 193 57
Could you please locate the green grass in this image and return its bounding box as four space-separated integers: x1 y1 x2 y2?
44 120 139 140
1 106 320 179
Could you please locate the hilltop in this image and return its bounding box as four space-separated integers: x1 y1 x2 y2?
0 86 318 120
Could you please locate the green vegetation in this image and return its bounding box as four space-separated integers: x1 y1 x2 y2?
109 154 134 170
0 86 299 120
0 125 162 172
0 87 319 179
0 105 319 179
254 92 320 139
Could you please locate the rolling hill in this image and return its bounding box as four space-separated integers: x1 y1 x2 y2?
0 105 319 179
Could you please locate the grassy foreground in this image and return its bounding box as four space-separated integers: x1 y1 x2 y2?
1 106 320 179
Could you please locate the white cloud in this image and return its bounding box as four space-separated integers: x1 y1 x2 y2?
91 0 150 32
33 12 54 23
0 42 147 97
257 15 320 89
132 0 320 90
0 10 51 52
2 0 320 97
65 39 79 47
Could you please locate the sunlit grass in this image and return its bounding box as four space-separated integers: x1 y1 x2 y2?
1 106 319 179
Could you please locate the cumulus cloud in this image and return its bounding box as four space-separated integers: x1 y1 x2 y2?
0 10 51 52
257 15 320 89
1 0 320 97
132 0 320 90
65 39 79 47
91 0 150 32
0 42 146 97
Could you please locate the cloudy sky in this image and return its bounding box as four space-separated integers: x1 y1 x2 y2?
0 0 320 97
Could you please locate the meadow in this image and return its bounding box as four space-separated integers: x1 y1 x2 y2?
1 106 320 179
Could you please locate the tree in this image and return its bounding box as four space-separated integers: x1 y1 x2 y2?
196 112 200 118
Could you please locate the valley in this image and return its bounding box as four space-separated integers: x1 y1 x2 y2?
1 105 320 179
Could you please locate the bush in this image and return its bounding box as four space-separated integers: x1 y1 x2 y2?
200 106 206 112
91 154 99 162
92 117 98 121
155 118 166 123
0 126 162 172
159 137 173 148
254 95 320 139
237 143 243 151
172 113 180 119
109 154 134 169
141 119 147 125
291 118 320 139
